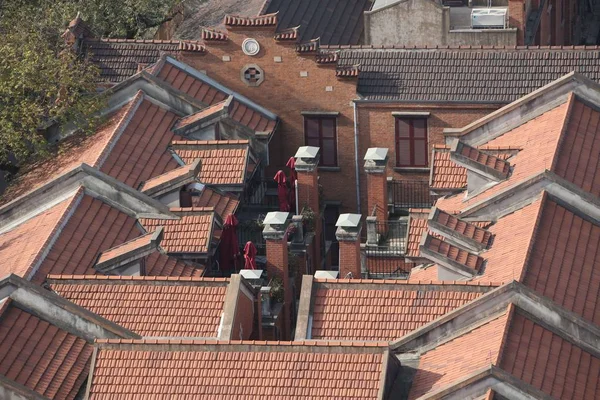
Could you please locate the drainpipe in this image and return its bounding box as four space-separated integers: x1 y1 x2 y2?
353 101 361 214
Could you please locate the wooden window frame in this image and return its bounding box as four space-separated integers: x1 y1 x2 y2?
303 116 338 167
395 117 428 168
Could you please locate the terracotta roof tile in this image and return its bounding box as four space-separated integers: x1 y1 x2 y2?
0 192 80 280
431 147 467 190
406 210 430 258
523 197 600 325
336 65 360 78
201 28 228 41
315 52 339 64
423 235 484 272
296 39 320 53
223 12 278 27
553 97 600 198
408 311 510 399
311 283 487 341
88 342 385 399
500 313 600 399
0 306 93 400
156 62 277 134
408 264 440 281
273 26 299 41
140 160 199 194
49 277 227 337
433 209 492 247
140 208 214 254
435 100 571 212
171 140 249 185
95 231 156 266
192 187 240 219
82 39 205 83
456 142 511 178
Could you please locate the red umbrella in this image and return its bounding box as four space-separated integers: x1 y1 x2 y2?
243 241 257 270
219 214 239 273
274 170 290 212
286 157 297 213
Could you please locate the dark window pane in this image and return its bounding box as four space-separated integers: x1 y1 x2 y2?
305 118 320 138
396 119 410 138
397 139 412 166
321 118 336 138
322 138 336 166
413 119 427 138
413 139 428 167
306 136 320 148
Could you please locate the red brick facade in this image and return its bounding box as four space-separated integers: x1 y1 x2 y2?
338 238 361 278
265 233 291 339
231 291 256 340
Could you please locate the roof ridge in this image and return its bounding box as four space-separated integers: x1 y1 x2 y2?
322 44 600 50
95 338 389 347
171 139 250 146
94 230 154 255
169 206 216 213
313 278 502 286
87 38 204 45
46 274 229 283
549 92 578 173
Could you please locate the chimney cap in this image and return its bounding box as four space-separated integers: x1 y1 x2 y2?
364 148 388 161
239 269 264 280
336 213 361 227
263 211 290 225
315 270 339 279
294 146 320 159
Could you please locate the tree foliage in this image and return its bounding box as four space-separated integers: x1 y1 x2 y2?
0 0 180 170
0 2 103 169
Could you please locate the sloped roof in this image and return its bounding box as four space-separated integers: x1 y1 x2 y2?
0 304 93 400
262 0 372 45
336 47 600 101
155 59 278 134
140 207 215 254
48 276 229 337
171 140 250 185
192 187 240 218
309 280 494 341
82 39 205 83
87 340 388 399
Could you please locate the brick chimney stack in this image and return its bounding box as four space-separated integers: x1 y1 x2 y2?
262 211 292 340
336 213 363 279
294 146 322 269
364 148 389 223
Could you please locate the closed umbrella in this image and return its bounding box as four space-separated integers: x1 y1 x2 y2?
274 170 289 212
219 214 239 273
286 157 297 214
243 241 257 270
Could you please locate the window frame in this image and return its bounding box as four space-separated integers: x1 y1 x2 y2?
303 115 338 167
395 117 429 168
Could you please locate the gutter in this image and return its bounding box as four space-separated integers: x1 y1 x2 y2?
353 101 361 214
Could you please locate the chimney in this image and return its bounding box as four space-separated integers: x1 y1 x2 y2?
294 146 323 269
336 213 363 279
262 211 292 340
364 148 389 224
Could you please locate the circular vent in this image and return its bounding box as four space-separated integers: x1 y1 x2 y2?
242 38 260 56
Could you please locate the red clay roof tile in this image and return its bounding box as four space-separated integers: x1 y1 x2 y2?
49 277 227 337
433 209 492 247
201 28 228 41
0 306 93 400
223 13 278 27
171 140 249 185
140 208 214 254
423 235 484 271
311 283 488 341
192 187 239 219
88 341 385 399
457 142 511 177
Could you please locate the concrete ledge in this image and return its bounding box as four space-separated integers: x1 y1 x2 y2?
294 275 314 340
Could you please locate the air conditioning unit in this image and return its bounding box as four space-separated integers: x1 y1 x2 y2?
471 8 507 29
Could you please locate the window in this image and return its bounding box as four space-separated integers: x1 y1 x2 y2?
304 116 338 167
395 117 428 168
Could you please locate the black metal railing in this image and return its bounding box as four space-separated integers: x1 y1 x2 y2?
237 223 266 256
242 177 279 209
374 220 408 251
389 180 438 210
363 246 411 279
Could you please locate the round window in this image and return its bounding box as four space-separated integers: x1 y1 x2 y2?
242 38 260 56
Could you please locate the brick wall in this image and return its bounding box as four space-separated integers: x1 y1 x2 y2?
183 28 358 212
339 239 361 278
356 104 494 213
265 235 291 339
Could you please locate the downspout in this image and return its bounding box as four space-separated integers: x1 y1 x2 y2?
353 101 361 214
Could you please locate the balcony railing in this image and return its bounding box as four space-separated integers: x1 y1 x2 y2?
389 180 438 210
237 221 266 256
363 246 412 279
366 218 408 252
242 177 279 209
